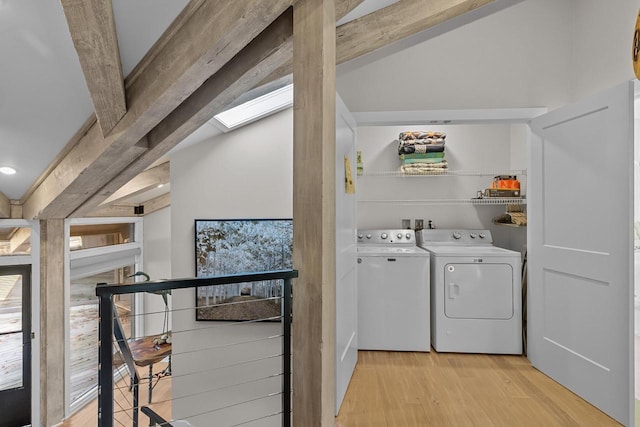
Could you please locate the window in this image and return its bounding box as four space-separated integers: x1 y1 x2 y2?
69 223 135 251
0 226 30 256
69 266 134 405
66 218 143 414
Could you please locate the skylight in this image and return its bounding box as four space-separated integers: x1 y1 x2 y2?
212 84 293 131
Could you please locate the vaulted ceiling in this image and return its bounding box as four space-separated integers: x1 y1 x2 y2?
0 0 523 220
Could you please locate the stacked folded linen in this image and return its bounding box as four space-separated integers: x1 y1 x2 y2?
397 131 448 174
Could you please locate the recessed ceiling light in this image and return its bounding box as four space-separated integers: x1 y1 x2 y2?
0 166 16 175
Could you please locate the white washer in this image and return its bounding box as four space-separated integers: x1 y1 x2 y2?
357 229 430 351
417 229 522 354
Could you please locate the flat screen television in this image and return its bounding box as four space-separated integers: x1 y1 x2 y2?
194 218 293 321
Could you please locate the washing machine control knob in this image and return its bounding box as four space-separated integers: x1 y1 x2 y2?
380 232 388 240
452 232 462 240
366 234 372 239
406 233 412 240
470 233 477 239
358 233 363 239
479 233 486 239
397 233 403 239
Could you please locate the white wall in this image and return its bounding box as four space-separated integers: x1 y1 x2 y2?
570 0 636 102
169 109 292 425
337 0 573 111
143 207 172 336
357 124 519 216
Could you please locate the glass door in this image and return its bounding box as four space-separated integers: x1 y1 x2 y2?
0 265 31 427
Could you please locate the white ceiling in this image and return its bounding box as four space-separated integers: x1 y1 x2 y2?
0 0 520 203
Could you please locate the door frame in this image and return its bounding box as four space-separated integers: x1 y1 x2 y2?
0 219 40 427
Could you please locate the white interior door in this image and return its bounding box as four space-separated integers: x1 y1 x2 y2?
335 93 358 414
528 81 634 425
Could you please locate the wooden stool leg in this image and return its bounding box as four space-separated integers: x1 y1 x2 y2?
148 364 153 403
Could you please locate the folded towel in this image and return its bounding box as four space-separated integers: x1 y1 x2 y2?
399 131 446 141
401 158 446 164
400 161 448 174
400 152 445 160
398 142 445 154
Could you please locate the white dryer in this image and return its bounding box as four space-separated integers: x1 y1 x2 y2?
357 229 430 351
417 229 522 354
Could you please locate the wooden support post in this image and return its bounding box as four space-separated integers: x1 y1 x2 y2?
292 0 336 425
39 219 65 426
0 192 10 218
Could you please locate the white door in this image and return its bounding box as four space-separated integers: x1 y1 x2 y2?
335 94 358 414
528 81 634 425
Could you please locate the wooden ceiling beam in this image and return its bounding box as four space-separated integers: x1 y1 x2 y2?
61 0 126 136
72 9 296 217
102 162 170 205
259 0 497 86
0 192 10 219
10 227 31 254
71 0 364 218
336 0 496 64
87 193 170 218
23 0 295 220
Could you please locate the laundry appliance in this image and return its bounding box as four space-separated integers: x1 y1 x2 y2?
417 229 522 354
357 229 430 351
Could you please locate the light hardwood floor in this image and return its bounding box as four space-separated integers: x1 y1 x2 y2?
61 352 621 426
335 351 621 427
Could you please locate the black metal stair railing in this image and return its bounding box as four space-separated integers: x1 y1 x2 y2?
95 270 297 427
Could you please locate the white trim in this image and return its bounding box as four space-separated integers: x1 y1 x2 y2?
64 220 71 417
0 255 32 266
30 221 40 427
67 217 143 226
69 241 141 261
351 108 548 126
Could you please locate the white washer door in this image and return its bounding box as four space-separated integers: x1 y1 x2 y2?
444 263 513 319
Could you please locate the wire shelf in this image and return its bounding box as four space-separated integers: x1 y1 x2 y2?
358 169 527 177
357 197 526 206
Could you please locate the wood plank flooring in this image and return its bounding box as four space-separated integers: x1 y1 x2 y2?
335 351 621 427
61 351 622 426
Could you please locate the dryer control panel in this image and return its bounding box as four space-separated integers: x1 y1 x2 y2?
357 229 416 245
417 229 493 245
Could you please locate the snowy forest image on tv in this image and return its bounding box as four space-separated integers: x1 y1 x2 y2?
195 219 293 321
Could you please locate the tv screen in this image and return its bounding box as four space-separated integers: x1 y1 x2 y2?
194 219 293 321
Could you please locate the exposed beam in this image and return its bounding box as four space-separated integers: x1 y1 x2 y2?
10 227 31 254
10 201 22 219
23 0 294 220
40 219 65 426
335 0 495 64
87 193 170 218
0 192 9 218
71 10 295 217
139 192 171 216
102 162 170 205
61 0 126 136
292 0 336 424
72 0 364 217
259 0 497 86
